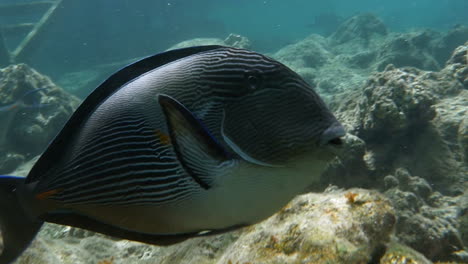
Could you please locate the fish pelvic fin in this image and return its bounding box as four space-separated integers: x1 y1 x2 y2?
0 176 43 264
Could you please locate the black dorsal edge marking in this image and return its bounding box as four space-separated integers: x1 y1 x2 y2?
26 45 227 183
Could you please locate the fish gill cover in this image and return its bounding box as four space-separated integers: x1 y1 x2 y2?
0 0 466 263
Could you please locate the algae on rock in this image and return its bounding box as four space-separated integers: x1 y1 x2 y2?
0 64 81 174
13 188 396 264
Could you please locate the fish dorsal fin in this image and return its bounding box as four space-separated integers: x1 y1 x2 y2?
159 94 231 189
26 45 226 183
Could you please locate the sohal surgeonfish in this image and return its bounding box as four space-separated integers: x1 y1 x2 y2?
0 46 345 263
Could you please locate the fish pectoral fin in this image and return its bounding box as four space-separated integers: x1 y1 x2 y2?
221 112 282 168
159 94 231 189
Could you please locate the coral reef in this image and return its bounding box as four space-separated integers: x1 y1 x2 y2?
222 33 251 50
384 168 467 262
375 31 441 71
0 32 9 68
167 33 251 51
324 42 468 262
0 64 80 174
273 14 467 101
432 25 468 66
379 241 432 264
329 42 467 195
13 188 396 264
330 13 388 46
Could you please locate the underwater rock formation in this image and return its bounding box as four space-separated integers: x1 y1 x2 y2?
274 13 403 96
375 31 441 71
384 168 467 262
273 33 370 100
13 187 396 264
274 13 467 100
322 42 468 262
168 33 251 51
0 32 9 68
330 13 388 46
330 42 467 194
0 64 80 174
166 38 225 50
432 25 468 66
223 33 251 50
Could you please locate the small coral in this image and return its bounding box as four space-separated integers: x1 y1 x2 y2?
97 257 114 264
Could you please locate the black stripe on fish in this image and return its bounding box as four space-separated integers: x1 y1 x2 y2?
37 114 197 205
56 173 194 205
26 45 226 184
46 115 175 187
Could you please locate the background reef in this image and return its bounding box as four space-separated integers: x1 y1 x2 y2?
0 13 467 264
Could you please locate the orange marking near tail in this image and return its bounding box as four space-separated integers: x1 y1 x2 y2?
155 130 171 145
8 104 18 110
36 189 62 200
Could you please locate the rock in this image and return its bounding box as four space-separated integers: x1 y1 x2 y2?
223 33 251 49
167 34 252 50
330 13 387 45
379 241 432 264
13 189 396 264
446 41 468 88
384 168 467 262
320 134 372 189
331 41 467 192
0 32 9 67
345 50 377 69
274 34 332 70
358 66 438 140
56 69 108 98
460 208 468 250
432 25 468 66
273 34 369 98
375 31 441 71
167 38 225 50
0 64 81 173
383 175 399 189
0 153 24 174
271 14 457 100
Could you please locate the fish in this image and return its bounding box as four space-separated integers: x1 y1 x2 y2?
0 88 47 147
0 45 345 263
0 88 47 112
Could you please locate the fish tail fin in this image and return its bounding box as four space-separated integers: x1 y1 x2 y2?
0 175 43 264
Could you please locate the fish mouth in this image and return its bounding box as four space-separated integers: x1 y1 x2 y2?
319 121 346 148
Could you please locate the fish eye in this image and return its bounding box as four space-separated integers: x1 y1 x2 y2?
248 75 259 87
245 72 263 91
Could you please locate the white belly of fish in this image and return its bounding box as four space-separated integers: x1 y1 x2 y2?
75 155 328 235
152 155 328 234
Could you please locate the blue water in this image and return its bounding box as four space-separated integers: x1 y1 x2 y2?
213 0 468 47
0 0 466 80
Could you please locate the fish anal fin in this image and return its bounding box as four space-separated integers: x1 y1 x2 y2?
43 210 191 246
